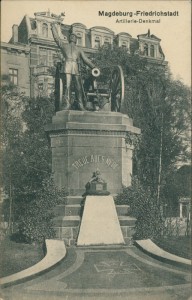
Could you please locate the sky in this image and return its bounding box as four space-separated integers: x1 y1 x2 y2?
1 0 191 86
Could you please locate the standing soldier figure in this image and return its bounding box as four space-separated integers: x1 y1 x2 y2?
51 22 97 111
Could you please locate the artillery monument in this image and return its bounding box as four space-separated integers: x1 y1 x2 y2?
45 21 140 246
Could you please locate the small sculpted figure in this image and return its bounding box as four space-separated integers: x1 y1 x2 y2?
89 170 106 184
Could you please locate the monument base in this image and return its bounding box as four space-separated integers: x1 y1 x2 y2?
77 195 125 246
45 110 140 195
53 195 136 246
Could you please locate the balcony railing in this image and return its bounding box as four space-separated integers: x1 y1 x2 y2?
33 65 51 76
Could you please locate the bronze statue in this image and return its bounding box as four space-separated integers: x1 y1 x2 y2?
51 23 98 111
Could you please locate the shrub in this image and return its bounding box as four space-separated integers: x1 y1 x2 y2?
17 177 67 243
115 177 164 240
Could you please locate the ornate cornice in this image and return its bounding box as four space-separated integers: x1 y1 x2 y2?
49 128 127 137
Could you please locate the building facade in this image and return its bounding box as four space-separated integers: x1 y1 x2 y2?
1 42 30 96
1 11 166 98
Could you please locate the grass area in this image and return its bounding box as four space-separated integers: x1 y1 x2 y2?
153 236 191 260
0 236 44 277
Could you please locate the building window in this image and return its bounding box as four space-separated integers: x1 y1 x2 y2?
42 23 48 38
52 51 59 65
94 36 101 49
9 68 18 85
150 45 155 57
31 20 37 31
39 48 47 65
47 50 57 66
103 37 110 47
47 83 54 96
76 32 83 46
121 41 127 49
38 82 43 91
144 44 148 56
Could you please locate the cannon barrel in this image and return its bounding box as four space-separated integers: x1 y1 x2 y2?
91 68 100 78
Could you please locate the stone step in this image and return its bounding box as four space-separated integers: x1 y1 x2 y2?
53 216 81 227
118 216 136 226
65 196 84 205
54 215 136 228
54 205 82 217
64 196 130 207
65 205 82 216
53 205 65 216
120 225 135 238
54 204 130 217
116 205 130 216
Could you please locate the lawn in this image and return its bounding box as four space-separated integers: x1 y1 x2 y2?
0 236 44 277
153 236 191 260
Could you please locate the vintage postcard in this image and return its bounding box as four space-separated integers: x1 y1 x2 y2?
1 1 191 299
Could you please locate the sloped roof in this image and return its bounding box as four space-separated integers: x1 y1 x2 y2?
116 32 132 38
71 23 87 29
90 26 114 34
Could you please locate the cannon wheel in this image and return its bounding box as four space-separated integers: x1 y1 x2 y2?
55 63 63 112
110 66 124 112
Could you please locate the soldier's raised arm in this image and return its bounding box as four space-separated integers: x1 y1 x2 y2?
51 22 63 49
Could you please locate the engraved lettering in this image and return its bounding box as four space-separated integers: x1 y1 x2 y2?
72 155 119 169
97 155 102 163
106 158 112 167
111 162 118 170
72 161 79 169
82 156 89 165
77 159 83 167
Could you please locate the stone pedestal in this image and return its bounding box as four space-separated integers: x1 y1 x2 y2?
45 110 140 196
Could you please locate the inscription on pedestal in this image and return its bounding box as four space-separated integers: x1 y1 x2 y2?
96 184 103 191
72 155 119 170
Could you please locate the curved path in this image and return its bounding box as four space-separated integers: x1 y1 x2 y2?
0 240 66 287
135 239 191 266
1 244 191 300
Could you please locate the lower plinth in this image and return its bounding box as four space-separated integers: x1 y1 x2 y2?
53 196 136 246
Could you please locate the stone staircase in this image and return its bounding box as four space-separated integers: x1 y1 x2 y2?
53 196 136 246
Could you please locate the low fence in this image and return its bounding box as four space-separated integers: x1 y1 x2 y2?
163 217 190 237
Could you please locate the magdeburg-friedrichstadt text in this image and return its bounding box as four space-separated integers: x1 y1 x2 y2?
98 11 179 17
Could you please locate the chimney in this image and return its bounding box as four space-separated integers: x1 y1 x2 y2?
12 25 18 43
